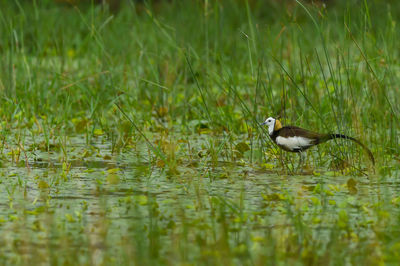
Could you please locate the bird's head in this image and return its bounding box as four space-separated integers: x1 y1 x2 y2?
261 117 282 135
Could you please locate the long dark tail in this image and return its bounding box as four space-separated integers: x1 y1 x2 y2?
327 134 375 165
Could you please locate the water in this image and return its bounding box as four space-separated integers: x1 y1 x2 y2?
0 134 396 264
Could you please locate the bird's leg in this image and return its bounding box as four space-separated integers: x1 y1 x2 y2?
297 151 305 173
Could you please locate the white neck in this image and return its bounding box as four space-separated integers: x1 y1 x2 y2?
268 122 275 135
268 125 275 135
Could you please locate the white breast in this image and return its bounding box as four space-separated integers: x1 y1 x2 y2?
276 136 313 151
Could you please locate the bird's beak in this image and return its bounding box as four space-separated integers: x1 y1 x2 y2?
260 122 267 126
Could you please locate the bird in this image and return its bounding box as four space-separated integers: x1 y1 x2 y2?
261 117 375 166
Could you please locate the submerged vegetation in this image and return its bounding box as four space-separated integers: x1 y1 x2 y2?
0 0 399 264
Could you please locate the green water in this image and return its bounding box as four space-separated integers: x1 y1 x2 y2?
0 134 397 264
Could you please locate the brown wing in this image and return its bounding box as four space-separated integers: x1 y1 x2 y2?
278 126 324 140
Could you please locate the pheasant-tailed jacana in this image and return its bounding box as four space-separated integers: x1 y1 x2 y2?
261 117 375 165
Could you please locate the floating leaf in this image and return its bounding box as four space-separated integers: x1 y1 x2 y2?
261 163 274 170
38 180 49 189
235 142 250 154
347 178 357 195
65 214 76 223
107 174 120 185
72 118 88 133
262 193 285 201
310 196 321 205
93 129 104 136
136 195 148 205
313 171 321 177
107 168 121 174
82 150 91 158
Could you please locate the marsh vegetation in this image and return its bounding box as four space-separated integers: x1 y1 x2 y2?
0 0 399 264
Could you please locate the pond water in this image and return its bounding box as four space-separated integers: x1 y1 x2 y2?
0 134 397 264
